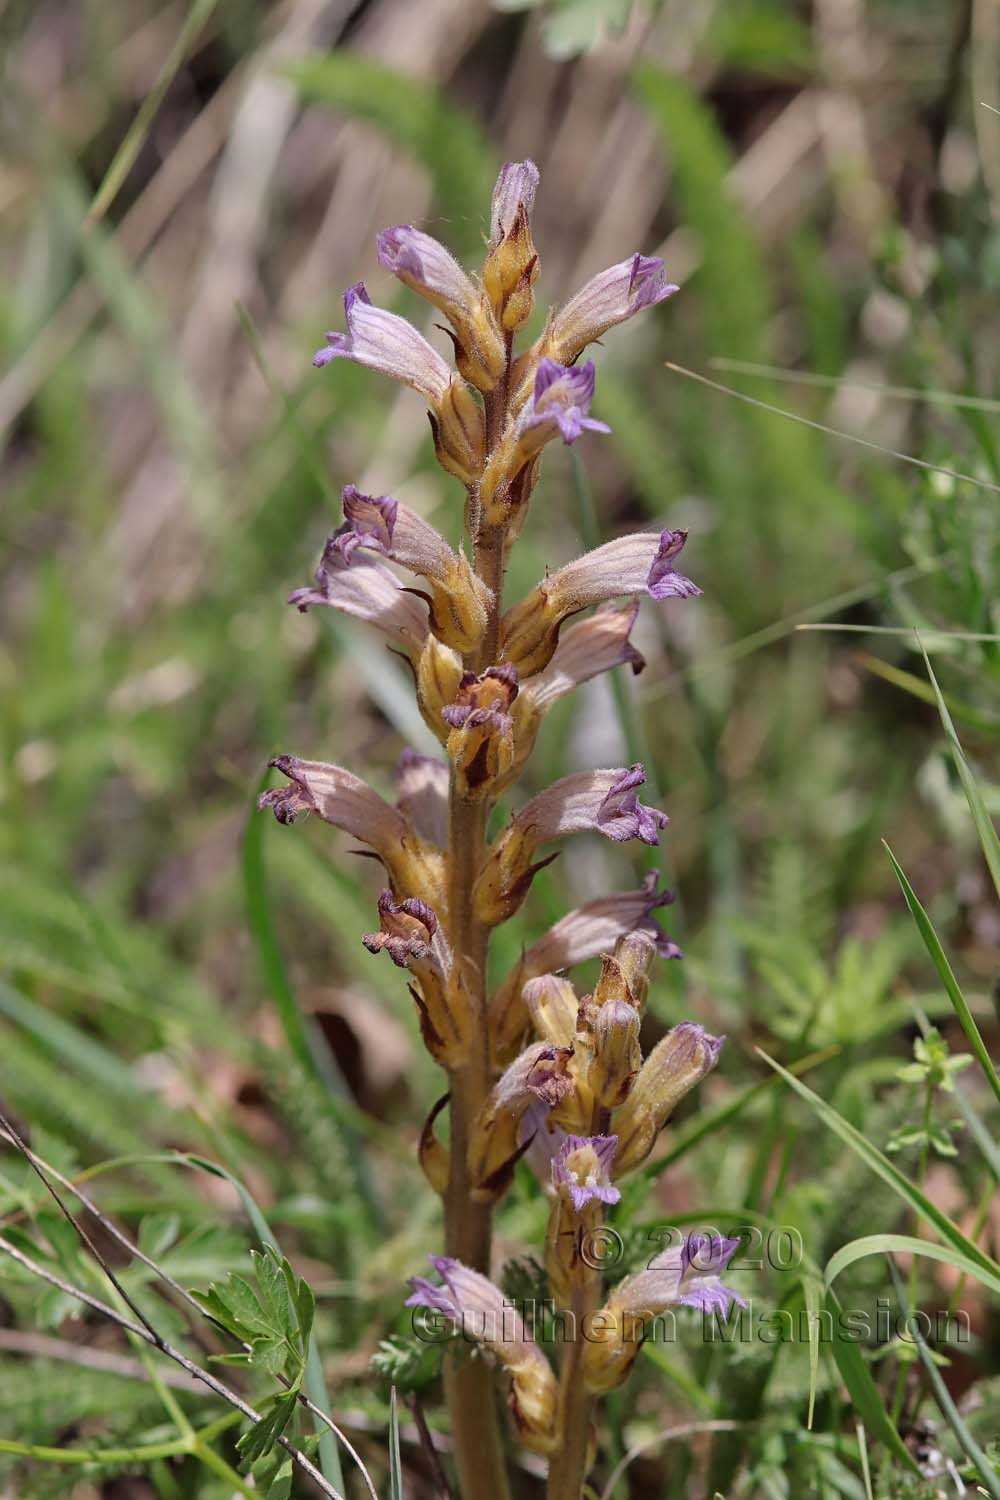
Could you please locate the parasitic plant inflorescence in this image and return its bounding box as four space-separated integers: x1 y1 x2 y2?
261 160 738 1500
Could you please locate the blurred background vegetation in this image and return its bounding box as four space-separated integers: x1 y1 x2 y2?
1 0 999 1495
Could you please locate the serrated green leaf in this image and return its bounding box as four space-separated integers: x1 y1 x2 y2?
238 1392 297 1465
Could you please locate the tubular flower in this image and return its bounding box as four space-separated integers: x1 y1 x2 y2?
484 160 540 333
362 890 472 1065
539 253 678 367
478 359 609 524
442 663 519 797
583 1236 744 1393
551 1134 620 1213
545 1133 621 1307
468 1041 575 1198
488 871 679 1062
475 766 669 927
259 756 444 907
502 528 700 676
314 284 484 483
406 1256 558 1453
332 487 491 654
613 1023 725 1175
289 548 429 654
377 224 506 393
394 749 448 847
493 604 646 793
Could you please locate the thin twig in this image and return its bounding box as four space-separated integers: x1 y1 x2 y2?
0 1112 376 1498
0 1327 204 1391
599 1420 743 1500
0 1122 379 1500
0 1232 344 1500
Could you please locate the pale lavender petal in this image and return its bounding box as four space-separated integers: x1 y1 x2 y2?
313 281 453 404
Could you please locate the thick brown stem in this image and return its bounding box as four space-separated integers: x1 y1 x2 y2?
439 375 513 1500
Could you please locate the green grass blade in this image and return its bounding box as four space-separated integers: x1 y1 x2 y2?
87 0 221 226
919 640 1000 903
884 842 1000 1108
887 1260 1000 1498
388 1387 403 1500
0 978 149 1101
825 1233 1000 1301
823 1287 918 1473
758 1049 1000 1278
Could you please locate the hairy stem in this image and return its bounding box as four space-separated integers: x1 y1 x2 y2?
547 1275 599 1500
440 377 512 1500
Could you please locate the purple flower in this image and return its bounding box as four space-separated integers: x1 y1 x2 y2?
596 765 669 845
521 359 611 446
611 1234 745 1321
331 486 455 581
288 549 429 652
475 766 670 926
546 253 679 363
552 1135 621 1212
501 528 700 677
377 226 476 312
313 282 453 405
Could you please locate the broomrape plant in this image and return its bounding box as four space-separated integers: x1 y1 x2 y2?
261 159 741 1500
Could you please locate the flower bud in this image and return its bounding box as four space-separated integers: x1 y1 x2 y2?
588 998 641 1110
613 1023 725 1175
416 636 464 743
430 378 486 485
522 974 578 1048
483 161 540 333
